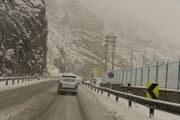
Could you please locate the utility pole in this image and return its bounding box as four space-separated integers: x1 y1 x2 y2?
104 33 117 72
111 38 116 71
48 47 53 76
104 35 109 72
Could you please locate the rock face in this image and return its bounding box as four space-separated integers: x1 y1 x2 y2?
0 0 48 76
47 0 104 77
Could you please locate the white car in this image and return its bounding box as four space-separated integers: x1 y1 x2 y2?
57 75 79 95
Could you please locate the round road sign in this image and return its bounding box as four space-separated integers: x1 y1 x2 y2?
108 72 114 78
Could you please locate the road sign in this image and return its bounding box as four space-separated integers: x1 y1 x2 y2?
91 68 102 77
146 83 160 99
108 72 114 78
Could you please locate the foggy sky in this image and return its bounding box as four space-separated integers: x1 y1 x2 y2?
78 0 180 46
48 0 180 46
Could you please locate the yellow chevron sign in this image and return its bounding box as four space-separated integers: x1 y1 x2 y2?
146 83 160 99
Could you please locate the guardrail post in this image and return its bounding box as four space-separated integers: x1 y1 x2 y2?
128 100 132 108
149 108 154 118
18 79 19 84
6 80 8 86
116 96 118 102
12 80 14 85
128 83 132 108
22 79 24 83
97 89 99 93
107 92 110 97
101 90 103 94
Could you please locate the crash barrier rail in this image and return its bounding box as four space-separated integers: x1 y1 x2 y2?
0 76 60 86
102 60 180 90
82 81 180 118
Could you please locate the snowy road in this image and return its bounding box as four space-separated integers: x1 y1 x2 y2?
0 81 119 120
39 86 118 120
0 81 179 120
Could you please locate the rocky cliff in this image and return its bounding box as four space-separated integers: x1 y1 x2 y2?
46 0 104 77
0 0 48 76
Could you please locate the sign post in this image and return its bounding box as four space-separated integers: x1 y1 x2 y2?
108 72 114 89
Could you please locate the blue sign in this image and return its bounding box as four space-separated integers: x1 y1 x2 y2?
108 72 114 78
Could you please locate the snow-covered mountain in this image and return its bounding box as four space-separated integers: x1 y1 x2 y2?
46 0 180 77
46 0 104 76
0 0 48 76
78 0 180 65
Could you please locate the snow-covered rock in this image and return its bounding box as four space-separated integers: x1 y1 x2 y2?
46 0 104 77
0 0 48 76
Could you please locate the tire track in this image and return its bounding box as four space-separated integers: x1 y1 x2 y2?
76 94 89 120
0 81 56 109
31 93 58 120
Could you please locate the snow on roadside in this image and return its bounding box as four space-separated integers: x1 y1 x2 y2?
0 78 56 92
0 95 38 120
83 86 180 120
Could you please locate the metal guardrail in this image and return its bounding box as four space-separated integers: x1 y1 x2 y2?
0 76 60 86
83 81 180 118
